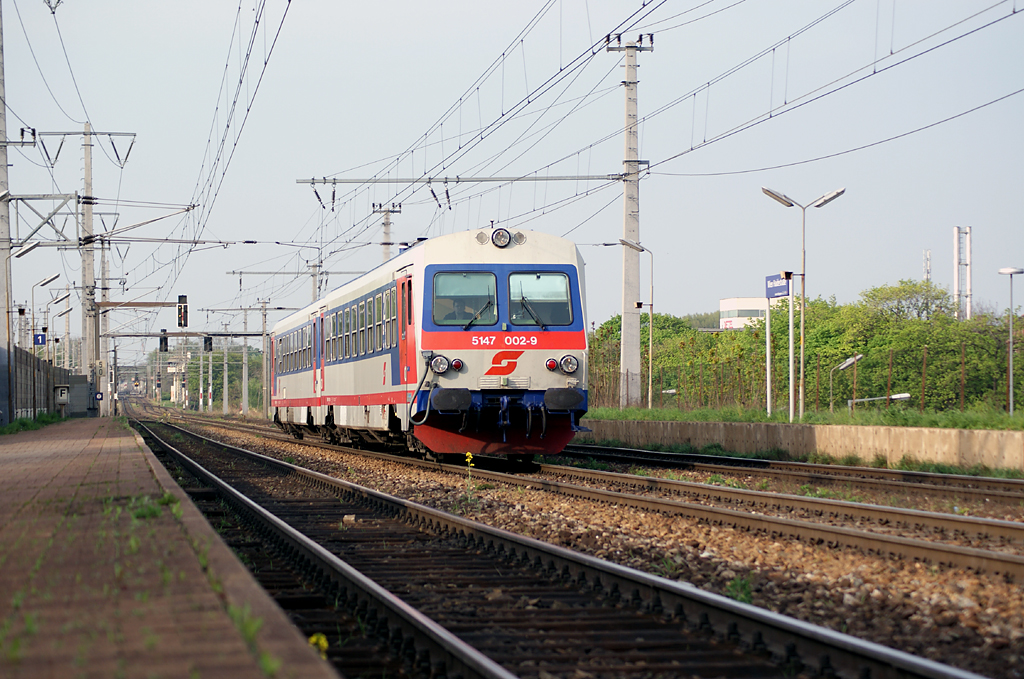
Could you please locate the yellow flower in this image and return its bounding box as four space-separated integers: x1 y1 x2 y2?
465 451 474 467
308 632 328 659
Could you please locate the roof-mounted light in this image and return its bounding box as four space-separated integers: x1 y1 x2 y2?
491 228 511 248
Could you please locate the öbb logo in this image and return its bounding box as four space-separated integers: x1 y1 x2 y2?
484 350 524 376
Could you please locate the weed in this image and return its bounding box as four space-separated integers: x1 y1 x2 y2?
628 466 652 477
707 474 746 489
130 496 161 520
284 457 296 465
228 604 264 652
755 479 770 491
725 577 753 604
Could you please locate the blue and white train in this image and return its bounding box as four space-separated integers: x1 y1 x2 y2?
270 227 589 459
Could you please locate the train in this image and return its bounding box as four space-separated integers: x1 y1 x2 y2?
270 227 589 460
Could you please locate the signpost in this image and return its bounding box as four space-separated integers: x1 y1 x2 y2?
765 274 790 416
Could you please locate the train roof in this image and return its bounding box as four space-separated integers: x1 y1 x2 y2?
272 228 585 334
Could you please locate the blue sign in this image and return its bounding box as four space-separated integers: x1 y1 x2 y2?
765 274 790 299
33 333 46 346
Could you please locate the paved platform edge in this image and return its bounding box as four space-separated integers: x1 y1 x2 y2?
131 426 340 679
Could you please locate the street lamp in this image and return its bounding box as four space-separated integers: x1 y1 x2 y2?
30 273 60 419
45 292 71 364
829 353 863 413
762 186 845 419
999 267 1023 416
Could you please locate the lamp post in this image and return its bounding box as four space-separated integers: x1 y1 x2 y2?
830 353 863 413
45 292 71 364
762 186 845 420
999 267 1023 415
30 273 60 418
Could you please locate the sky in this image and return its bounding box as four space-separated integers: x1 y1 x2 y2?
4 0 1022 365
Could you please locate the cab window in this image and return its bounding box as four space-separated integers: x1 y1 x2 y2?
509 272 572 326
432 272 497 326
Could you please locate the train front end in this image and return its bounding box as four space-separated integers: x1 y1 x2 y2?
410 228 588 458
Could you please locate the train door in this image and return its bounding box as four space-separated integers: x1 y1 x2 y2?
397 275 417 386
312 309 325 416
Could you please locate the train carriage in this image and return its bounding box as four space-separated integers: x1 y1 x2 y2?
271 227 588 458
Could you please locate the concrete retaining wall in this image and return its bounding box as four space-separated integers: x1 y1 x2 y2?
575 420 1024 471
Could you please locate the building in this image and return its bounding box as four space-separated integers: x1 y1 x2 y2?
719 297 768 330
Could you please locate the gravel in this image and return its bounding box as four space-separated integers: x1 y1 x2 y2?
186 424 1024 678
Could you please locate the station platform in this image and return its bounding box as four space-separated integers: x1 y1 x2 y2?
0 417 338 679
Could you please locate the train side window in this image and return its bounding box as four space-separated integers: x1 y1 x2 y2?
375 293 383 351
383 290 390 349
358 302 365 355
366 299 374 353
350 305 357 357
390 286 398 346
408 281 413 326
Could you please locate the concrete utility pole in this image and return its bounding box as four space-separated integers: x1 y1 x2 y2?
198 346 204 412
100 242 110 414
0 1 12 427
242 310 248 417
372 203 401 262
222 325 229 416
607 34 653 408
261 301 268 418
82 123 98 415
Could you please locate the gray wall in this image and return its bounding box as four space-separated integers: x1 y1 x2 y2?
575 420 1024 471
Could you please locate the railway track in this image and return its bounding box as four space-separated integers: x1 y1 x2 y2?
134 415 985 679
561 443 1024 502
147 405 1024 579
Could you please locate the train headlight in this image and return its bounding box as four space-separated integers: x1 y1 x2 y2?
545 358 558 371
559 355 579 374
491 228 511 248
450 358 464 371
430 355 450 374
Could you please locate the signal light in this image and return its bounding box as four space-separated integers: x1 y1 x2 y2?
176 295 188 328
159 331 168 352
450 358 463 371
545 358 558 371
204 336 213 352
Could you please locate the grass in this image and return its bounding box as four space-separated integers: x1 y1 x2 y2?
585 402 1024 431
1 412 65 436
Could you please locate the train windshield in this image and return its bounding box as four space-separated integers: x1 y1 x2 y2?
432 272 498 326
509 272 572 327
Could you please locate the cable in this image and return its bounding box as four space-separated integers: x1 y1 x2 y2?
10 0 82 124
651 86 1024 177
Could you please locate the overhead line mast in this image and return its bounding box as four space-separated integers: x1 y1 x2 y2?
607 33 653 409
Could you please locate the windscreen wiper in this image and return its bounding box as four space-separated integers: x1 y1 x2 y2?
519 295 546 330
463 299 493 330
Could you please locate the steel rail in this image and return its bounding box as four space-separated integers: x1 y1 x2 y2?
135 420 518 679
142 418 988 679
539 464 1024 545
155 407 1024 574
564 444 1024 500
